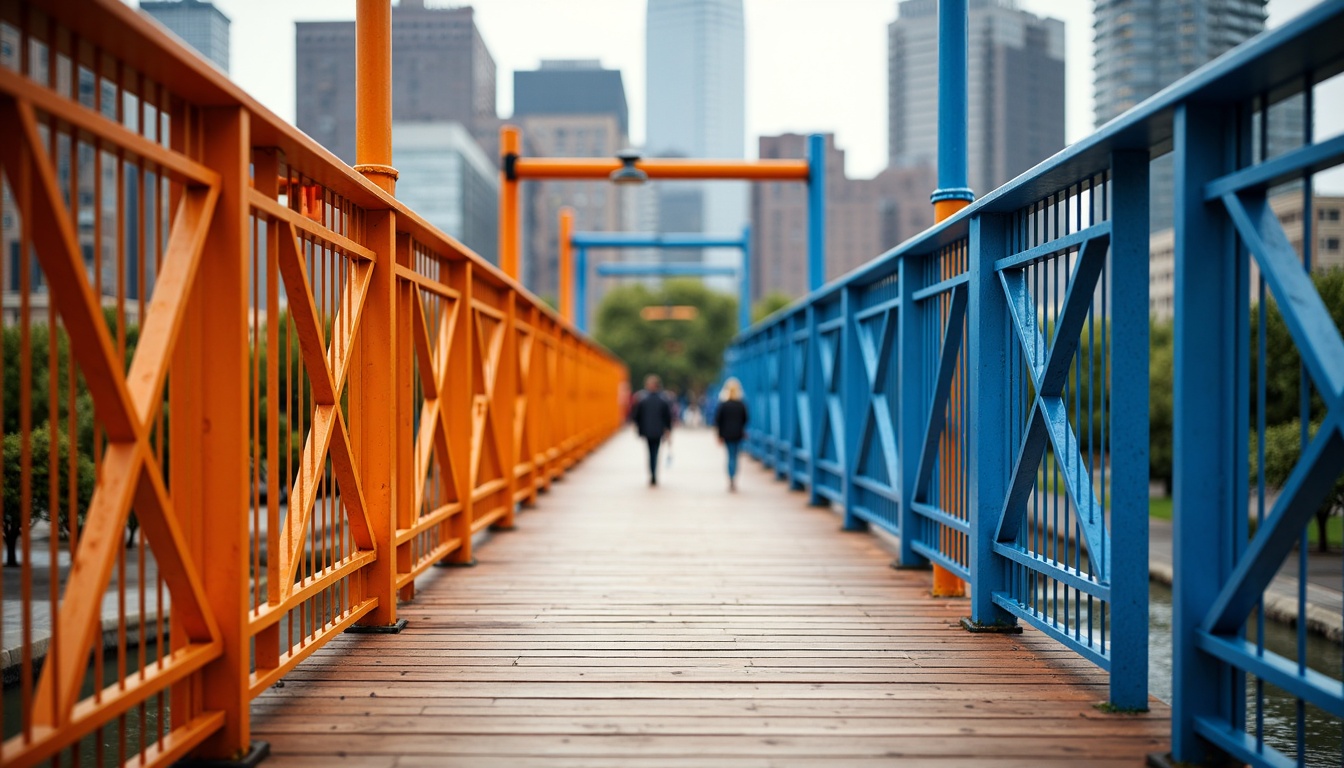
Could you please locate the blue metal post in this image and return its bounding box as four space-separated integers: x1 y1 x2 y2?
806 133 826 291
1171 102 1241 763
738 225 752 333
967 213 1013 626
841 286 869 531
932 0 975 210
575 245 588 333
897 257 928 567
1107 150 1150 709
806 304 824 505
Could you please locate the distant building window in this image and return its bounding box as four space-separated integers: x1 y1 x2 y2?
1324 237 1341 252
1319 208 1341 221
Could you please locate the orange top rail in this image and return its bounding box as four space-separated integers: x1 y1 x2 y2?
0 1 626 766
511 157 812 181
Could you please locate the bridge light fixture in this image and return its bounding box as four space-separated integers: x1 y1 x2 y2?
610 149 648 185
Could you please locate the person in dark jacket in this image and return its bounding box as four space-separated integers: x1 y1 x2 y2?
630 374 673 486
714 377 749 492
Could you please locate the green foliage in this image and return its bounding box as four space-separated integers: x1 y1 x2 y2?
3 425 95 567
1149 318 1174 494
1249 268 1344 427
594 279 737 396
1250 419 1343 553
752 292 794 324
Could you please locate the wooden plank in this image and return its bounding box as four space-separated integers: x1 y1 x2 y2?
250 429 1168 764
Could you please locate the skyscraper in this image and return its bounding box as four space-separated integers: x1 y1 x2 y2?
295 1 496 166
645 0 747 288
887 0 1065 196
394 122 500 264
140 0 229 73
1094 0 1273 232
752 133 935 302
1094 0 1266 125
513 61 632 303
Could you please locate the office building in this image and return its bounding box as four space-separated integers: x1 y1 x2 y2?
513 61 631 303
646 0 747 287
140 0 229 73
1148 194 1344 321
752 133 936 302
394 122 500 265
1094 0 1278 231
888 0 1065 197
296 1 496 165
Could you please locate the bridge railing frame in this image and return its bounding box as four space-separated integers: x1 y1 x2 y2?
0 1 625 765
727 4 1344 764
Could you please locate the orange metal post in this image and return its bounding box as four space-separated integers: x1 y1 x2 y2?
357 209 402 625
500 125 522 279
194 105 253 759
354 0 397 194
446 261 476 564
931 197 970 598
558 207 575 322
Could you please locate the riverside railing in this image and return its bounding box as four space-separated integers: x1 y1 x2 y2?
0 1 626 765
726 3 1344 765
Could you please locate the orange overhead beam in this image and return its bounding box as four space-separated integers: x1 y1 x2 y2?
512 158 811 181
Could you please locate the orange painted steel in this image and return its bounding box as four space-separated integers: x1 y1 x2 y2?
354 0 397 194
931 197 970 598
558 207 575 322
513 157 812 181
499 125 522 279
0 1 626 765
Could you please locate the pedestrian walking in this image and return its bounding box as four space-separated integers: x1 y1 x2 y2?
630 374 673 486
714 377 749 492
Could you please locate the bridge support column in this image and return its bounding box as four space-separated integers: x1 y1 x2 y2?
1169 102 1242 764
967 212 1013 628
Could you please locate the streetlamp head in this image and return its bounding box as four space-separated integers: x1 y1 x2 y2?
610 148 648 185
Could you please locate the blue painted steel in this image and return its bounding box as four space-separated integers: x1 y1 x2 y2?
724 7 1344 761
931 0 974 206
575 245 588 333
967 213 1012 625
1106 150 1150 710
739 225 753 333
595 263 738 277
571 229 751 331
807 133 826 291
1171 99 1249 765
572 232 749 249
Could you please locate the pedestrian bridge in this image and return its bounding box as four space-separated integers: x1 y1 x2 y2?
2 1 1343 767
250 429 1167 766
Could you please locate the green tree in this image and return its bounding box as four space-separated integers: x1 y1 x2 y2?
3 425 95 567
594 279 737 396
752 292 794 324
1249 268 1344 427
1251 419 1342 553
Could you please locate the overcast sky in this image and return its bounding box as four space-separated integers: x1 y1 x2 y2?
136 0 1326 179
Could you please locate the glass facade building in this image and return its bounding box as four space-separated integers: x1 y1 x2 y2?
140 0 229 73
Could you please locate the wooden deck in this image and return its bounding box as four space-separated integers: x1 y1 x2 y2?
252 428 1170 767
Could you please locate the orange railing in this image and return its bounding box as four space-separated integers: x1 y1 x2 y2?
0 1 627 765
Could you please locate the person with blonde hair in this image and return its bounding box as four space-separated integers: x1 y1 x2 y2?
714 377 749 492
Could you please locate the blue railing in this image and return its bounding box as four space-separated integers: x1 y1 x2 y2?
725 3 1344 765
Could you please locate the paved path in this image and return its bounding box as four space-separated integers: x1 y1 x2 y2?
1148 517 1343 642
250 429 1169 767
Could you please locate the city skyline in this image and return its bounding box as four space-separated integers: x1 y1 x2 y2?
135 0 1325 180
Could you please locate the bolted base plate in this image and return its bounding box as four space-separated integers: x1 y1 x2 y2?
174 741 269 768
345 619 409 635
960 617 1022 634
